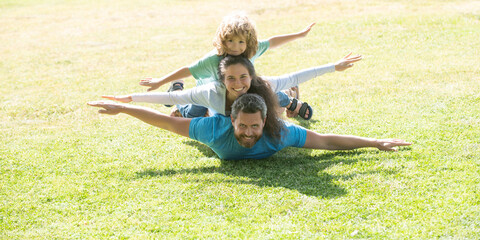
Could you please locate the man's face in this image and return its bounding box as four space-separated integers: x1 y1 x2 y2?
231 111 265 148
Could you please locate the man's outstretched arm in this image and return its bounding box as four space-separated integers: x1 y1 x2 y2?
303 130 411 152
87 101 191 137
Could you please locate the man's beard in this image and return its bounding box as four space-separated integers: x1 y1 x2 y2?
234 133 262 148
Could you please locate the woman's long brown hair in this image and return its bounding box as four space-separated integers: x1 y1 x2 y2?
218 55 285 143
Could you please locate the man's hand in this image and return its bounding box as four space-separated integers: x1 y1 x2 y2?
139 77 162 91
334 52 363 71
375 139 412 151
87 101 126 115
101 95 132 103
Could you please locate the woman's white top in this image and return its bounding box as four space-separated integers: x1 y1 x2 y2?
131 63 335 115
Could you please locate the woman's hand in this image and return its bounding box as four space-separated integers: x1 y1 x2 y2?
334 52 363 71
101 95 132 103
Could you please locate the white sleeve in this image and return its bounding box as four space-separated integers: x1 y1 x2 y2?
131 84 214 107
265 63 336 92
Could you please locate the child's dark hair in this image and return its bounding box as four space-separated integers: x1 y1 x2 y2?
219 55 285 143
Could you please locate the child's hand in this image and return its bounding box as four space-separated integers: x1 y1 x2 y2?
139 77 161 91
334 52 363 71
101 95 132 103
88 101 125 115
298 22 316 38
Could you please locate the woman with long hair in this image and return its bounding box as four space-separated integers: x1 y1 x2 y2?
102 53 360 121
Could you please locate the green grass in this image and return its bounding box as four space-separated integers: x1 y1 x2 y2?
1 0 479 238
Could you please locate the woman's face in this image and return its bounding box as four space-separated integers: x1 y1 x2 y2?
223 63 251 99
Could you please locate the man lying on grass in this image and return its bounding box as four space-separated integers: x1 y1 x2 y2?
88 93 411 160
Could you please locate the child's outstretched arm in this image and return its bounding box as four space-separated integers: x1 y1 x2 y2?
139 66 192 91
267 23 316 49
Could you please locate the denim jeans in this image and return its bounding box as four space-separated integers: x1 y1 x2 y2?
276 91 290 107
177 104 208 118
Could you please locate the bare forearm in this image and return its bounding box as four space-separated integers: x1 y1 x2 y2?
267 23 315 49
121 105 191 137
158 66 192 85
322 135 377 150
304 130 379 150
268 33 304 49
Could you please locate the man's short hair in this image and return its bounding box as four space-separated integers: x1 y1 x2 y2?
231 93 267 120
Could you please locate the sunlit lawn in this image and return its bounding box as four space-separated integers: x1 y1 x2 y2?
1 0 479 238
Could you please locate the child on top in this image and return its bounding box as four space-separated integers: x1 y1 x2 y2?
140 12 316 118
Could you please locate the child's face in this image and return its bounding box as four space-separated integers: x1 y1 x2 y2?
224 35 247 56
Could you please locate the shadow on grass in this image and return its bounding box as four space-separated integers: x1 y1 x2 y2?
135 140 393 198
295 118 319 129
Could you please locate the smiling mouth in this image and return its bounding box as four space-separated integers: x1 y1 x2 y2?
237 134 258 148
233 87 245 92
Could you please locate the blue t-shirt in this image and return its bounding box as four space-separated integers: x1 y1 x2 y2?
188 40 270 86
189 114 307 160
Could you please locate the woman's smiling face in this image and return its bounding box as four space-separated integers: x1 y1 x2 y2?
223 63 251 99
